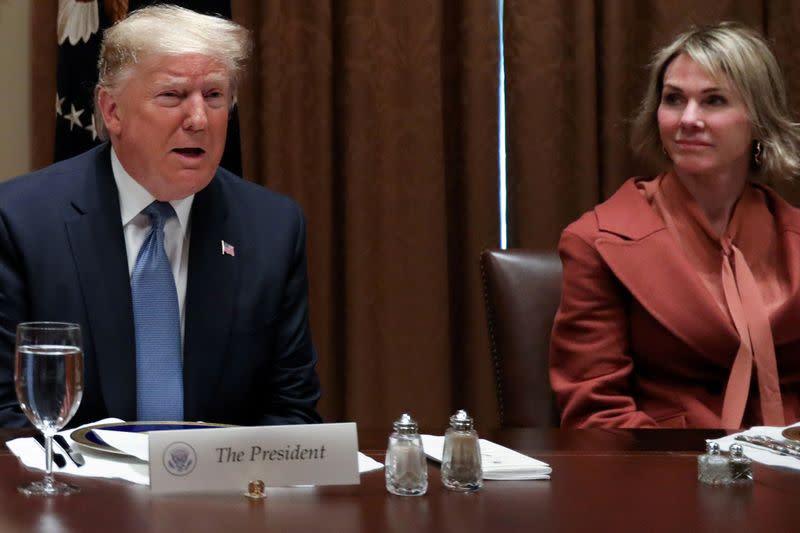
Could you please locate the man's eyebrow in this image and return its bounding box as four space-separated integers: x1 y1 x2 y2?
151 73 229 85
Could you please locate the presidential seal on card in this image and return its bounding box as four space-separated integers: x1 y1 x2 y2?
163 442 197 476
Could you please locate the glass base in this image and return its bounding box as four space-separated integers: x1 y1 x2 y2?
442 479 483 492
18 479 79 496
386 483 428 496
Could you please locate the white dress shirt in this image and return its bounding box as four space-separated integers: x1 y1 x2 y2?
110 148 193 346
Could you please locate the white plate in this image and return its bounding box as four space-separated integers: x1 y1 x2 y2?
70 421 231 455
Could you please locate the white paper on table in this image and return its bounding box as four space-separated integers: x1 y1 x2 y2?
5 418 150 485
93 429 149 461
711 422 800 471
421 434 551 480
358 452 384 473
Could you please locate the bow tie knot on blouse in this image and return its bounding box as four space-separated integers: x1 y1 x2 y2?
720 237 734 258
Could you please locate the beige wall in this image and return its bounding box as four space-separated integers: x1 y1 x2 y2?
0 0 31 181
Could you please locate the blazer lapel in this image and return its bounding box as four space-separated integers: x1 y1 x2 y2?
766 188 800 344
182 175 238 420
594 179 739 361
65 146 137 420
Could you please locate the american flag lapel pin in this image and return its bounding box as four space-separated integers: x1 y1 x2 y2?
221 240 235 257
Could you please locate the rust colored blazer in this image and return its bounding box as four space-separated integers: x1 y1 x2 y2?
549 177 800 428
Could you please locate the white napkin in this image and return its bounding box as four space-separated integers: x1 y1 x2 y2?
421 434 551 480
358 452 384 473
5 418 150 485
711 421 800 470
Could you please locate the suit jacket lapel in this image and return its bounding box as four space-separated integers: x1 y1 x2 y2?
764 188 800 344
183 175 238 420
594 179 739 361
65 145 138 420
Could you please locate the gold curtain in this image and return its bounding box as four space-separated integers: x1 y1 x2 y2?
31 2 57 170
233 0 500 432
504 0 800 250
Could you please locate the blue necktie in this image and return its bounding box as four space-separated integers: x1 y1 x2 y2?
132 201 183 421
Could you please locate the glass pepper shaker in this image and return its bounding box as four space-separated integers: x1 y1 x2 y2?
697 440 728 485
728 443 753 484
441 409 482 492
385 413 428 496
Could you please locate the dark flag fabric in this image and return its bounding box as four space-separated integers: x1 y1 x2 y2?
54 0 243 176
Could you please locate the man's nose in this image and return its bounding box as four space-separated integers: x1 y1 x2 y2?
183 94 208 131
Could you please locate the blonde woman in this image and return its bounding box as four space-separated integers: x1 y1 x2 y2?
550 23 800 429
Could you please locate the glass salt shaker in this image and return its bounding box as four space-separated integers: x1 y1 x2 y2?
728 443 753 484
697 440 728 485
441 409 482 492
385 413 428 496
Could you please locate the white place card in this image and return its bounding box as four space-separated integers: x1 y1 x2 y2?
148 423 359 494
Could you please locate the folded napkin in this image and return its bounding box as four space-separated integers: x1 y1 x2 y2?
358 453 384 473
6 418 149 485
421 434 551 480
7 418 383 487
711 422 800 471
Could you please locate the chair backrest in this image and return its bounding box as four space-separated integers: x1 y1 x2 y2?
480 249 562 428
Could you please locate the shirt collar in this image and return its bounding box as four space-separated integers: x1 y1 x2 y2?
110 147 194 229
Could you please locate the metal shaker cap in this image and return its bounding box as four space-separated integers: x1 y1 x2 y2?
705 440 721 454
393 413 419 434
449 409 474 430
729 443 744 457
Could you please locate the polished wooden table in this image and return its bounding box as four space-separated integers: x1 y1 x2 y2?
1 428 797 532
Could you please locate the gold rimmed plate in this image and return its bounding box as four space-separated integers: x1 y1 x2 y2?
71 421 231 456
781 426 800 442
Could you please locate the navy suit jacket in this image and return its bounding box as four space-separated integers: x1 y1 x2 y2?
0 144 321 427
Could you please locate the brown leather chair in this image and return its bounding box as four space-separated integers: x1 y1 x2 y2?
480 249 562 428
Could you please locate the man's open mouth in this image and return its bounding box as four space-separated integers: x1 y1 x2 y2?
172 147 205 157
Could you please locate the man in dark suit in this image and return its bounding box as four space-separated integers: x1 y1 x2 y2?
0 6 321 427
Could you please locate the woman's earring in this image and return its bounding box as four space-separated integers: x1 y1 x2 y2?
753 140 763 167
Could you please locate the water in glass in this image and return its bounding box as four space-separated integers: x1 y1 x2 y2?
14 322 84 496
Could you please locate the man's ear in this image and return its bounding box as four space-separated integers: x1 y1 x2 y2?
97 88 122 137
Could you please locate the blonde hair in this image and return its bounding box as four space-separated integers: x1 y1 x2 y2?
631 22 800 181
93 5 251 140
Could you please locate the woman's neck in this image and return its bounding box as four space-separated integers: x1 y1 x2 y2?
673 168 749 237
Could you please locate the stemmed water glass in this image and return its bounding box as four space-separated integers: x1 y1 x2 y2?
14 322 84 495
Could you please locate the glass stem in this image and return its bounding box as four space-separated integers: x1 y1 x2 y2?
44 434 54 487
